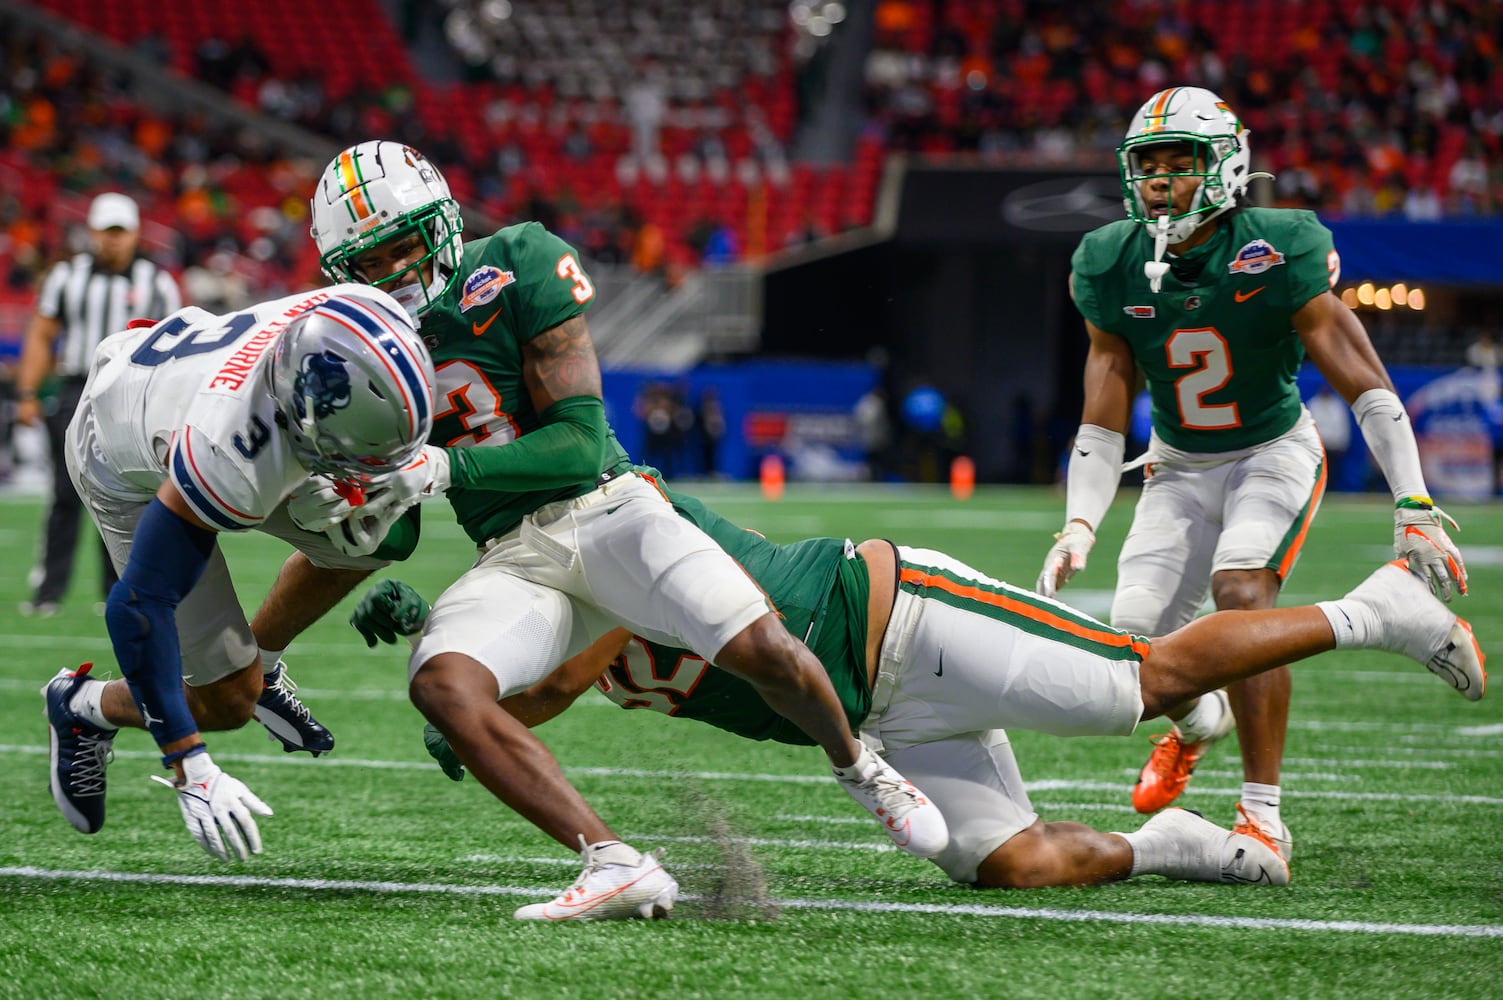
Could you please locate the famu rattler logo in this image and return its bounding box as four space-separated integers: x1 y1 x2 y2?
292 353 352 420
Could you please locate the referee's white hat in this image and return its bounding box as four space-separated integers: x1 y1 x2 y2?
88 192 139 231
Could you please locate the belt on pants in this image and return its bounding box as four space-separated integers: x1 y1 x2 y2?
478 469 635 555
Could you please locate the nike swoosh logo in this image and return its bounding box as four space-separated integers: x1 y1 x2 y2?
1234 286 1266 303
472 311 500 336
934 646 944 677
1076 449 1091 457
605 504 626 515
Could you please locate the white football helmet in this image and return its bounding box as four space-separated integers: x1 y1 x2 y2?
269 286 436 482
1118 86 1253 244
310 141 464 319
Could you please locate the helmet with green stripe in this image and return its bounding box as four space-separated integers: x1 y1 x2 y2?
311 141 464 320
1117 87 1251 245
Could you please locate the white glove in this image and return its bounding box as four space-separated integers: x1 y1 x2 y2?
151 751 273 861
1395 500 1468 602
324 501 411 558
1036 521 1095 598
362 445 452 521
287 477 367 533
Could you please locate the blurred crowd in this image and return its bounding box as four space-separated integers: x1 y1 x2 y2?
1 0 1500 309
864 0 1502 217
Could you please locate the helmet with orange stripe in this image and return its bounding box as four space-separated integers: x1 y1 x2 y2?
311 141 464 321
1117 88 1271 291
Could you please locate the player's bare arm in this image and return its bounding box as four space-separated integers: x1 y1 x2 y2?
521 315 603 410
1294 291 1396 401
1037 315 1135 596
501 628 632 727
1078 319 1136 437
14 313 61 425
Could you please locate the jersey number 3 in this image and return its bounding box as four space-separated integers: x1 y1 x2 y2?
1166 327 1240 430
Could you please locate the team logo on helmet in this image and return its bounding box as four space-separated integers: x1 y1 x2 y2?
458 266 516 313
1228 239 1286 275
292 353 353 420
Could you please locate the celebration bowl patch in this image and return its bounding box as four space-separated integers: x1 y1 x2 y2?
459 266 516 313
1228 239 1286 275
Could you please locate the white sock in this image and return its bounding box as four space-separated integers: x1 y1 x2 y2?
69 681 115 730
1118 828 1164 877
1241 782 1282 828
1315 599 1381 649
586 840 642 866
258 647 287 673
1174 693 1224 744
832 744 879 782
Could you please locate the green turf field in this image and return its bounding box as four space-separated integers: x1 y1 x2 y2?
2 484 1500 999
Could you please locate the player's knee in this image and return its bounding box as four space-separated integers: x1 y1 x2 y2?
1211 569 1278 610
1111 586 1171 636
408 655 484 722
974 827 1058 889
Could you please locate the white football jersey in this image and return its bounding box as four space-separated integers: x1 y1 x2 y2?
74 284 380 530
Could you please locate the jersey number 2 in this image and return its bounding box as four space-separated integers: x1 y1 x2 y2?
1166 327 1240 430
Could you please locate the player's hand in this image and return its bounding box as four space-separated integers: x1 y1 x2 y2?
1394 499 1468 601
350 579 431 647
362 446 452 521
1035 521 1095 598
323 501 409 558
287 477 365 533
423 722 466 782
17 398 42 427
150 752 273 861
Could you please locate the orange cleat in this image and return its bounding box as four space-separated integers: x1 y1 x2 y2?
1233 803 1293 862
1132 690 1232 813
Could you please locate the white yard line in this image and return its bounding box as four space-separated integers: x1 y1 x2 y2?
1 866 1499 938
4 743 1502 805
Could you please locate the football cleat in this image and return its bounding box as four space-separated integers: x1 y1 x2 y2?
1136 807 1289 886
43 662 117 834
514 837 678 921
1233 803 1293 862
834 744 949 859
1132 689 1233 814
1345 562 1486 701
252 662 335 756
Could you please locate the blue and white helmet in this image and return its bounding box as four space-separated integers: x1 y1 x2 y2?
269 286 436 481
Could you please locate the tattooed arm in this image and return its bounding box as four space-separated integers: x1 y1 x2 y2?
443 315 612 492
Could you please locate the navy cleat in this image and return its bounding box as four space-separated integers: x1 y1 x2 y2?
43 662 116 834
253 662 335 756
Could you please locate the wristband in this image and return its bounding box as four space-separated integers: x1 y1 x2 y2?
161 743 208 769
1395 495 1435 511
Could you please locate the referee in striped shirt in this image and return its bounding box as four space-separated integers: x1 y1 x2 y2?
15 193 182 617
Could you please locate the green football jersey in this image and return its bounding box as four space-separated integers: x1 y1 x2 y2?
420 222 631 543
1071 207 1338 452
592 490 873 745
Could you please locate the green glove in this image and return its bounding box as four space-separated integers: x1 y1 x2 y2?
423 722 466 782
349 579 431 648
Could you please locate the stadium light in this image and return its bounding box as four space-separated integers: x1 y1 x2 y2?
1375 287 1393 310
1409 287 1426 310
1392 282 1408 306
1357 281 1376 305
